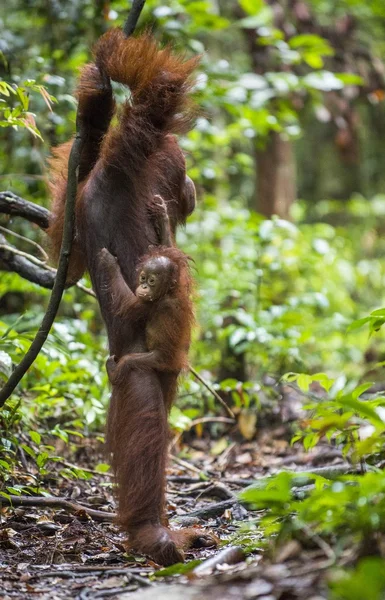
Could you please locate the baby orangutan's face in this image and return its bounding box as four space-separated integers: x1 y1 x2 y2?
136 256 174 302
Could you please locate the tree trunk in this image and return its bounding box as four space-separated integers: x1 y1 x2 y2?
255 131 296 219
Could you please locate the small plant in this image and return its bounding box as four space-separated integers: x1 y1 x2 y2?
0 79 55 138
284 372 385 461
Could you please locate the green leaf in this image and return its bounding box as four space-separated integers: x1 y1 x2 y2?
347 317 372 332
370 308 385 317
36 452 49 468
154 559 201 577
95 463 111 473
21 444 36 459
0 350 12 379
297 373 313 392
169 406 192 432
352 382 374 400
29 431 41 445
239 0 265 16
311 373 334 392
337 396 384 424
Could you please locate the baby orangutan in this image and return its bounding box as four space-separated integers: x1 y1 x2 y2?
102 244 193 387
100 196 193 391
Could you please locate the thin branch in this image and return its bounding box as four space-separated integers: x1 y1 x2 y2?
175 498 240 522
28 565 152 575
0 224 49 261
0 243 48 265
190 416 235 427
193 546 245 575
190 366 236 420
300 524 336 562
22 568 152 586
171 455 204 475
0 238 95 297
73 281 96 297
0 234 57 289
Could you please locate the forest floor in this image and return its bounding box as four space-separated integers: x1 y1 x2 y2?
1 388 348 600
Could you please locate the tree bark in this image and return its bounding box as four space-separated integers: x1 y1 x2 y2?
255 132 296 219
0 191 50 228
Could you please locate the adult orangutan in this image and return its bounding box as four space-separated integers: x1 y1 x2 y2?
47 29 217 564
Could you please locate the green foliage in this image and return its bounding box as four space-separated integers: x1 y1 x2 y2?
286 371 385 459
179 196 385 383
0 79 55 138
241 469 385 553
350 308 385 335
330 558 385 600
0 308 109 494
1 1 385 589
154 559 201 577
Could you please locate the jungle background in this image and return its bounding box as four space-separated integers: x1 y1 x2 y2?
2 0 385 598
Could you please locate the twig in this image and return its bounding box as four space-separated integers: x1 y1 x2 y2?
196 483 237 501
177 482 236 502
300 524 336 561
0 243 48 265
190 367 235 420
190 416 235 427
175 499 239 522
0 224 49 261
0 495 115 522
0 233 57 290
0 236 95 295
288 558 336 578
25 568 152 585
167 476 202 484
171 455 204 475
29 565 152 574
3 494 245 525
193 546 245 575
58 459 111 475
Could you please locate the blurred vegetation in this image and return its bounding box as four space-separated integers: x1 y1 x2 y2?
2 0 385 591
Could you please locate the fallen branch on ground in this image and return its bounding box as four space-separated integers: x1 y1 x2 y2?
23 568 152 587
175 499 239 522
1 495 115 522
193 546 245 575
